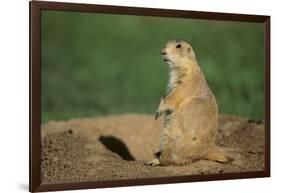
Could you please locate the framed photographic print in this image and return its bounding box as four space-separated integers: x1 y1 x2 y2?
30 0 270 192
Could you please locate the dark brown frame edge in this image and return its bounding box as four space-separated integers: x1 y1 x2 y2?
29 0 270 192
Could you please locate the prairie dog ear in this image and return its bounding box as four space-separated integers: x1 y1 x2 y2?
187 46 196 60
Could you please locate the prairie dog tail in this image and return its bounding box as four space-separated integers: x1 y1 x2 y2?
206 146 241 163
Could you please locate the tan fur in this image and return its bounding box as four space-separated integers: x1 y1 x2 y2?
145 40 230 166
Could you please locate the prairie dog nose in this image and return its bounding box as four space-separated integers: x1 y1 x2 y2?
161 48 167 55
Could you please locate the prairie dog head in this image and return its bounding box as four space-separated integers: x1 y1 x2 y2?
161 40 196 68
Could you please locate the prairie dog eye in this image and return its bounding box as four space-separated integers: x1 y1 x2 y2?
176 44 182 48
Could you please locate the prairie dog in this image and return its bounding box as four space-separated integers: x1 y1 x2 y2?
145 40 229 166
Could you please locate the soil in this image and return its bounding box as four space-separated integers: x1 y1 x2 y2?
41 114 265 184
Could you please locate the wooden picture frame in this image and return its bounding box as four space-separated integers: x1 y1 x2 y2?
30 1 270 192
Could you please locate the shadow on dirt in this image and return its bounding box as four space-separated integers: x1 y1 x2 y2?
99 135 135 161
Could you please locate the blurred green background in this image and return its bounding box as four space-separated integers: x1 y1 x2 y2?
41 10 264 123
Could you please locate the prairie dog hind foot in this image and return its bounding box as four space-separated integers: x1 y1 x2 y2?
144 158 160 166
144 151 161 166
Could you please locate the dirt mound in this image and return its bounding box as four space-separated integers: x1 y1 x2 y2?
41 114 265 184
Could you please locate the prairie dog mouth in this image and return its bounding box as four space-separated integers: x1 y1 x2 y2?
162 55 170 62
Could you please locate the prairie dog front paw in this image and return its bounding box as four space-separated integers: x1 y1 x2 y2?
155 100 167 119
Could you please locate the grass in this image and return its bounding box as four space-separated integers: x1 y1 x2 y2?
41 10 264 123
